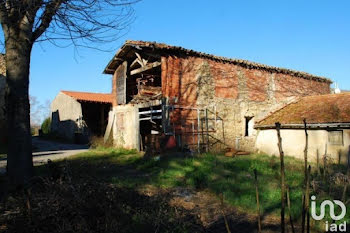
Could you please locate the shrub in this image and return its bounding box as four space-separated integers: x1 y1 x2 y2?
41 117 51 135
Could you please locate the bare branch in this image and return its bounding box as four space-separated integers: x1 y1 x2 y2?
0 1 8 23
32 0 64 42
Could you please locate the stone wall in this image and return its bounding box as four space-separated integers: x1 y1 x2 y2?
112 104 139 149
161 55 331 152
51 92 83 142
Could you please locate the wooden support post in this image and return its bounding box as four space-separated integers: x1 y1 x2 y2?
303 119 308 181
302 119 308 233
275 122 285 233
220 193 231 233
316 149 320 176
342 182 348 203
214 105 217 129
302 194 306 233
192 122 195 149
205 108 209 152
323 144 328 179
254 169 262 233
342 169 349 202
201 110 205 152
306 165 311 233
197 109 200 153
287 187 295 233
100 105 105 135
222 120 225 147
347 146 350 170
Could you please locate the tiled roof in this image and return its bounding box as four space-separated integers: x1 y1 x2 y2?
61 91 113 104
104 40 332 84
256 93 350 127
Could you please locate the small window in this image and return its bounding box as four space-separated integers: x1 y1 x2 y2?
328 130 343 145
245 116 254 137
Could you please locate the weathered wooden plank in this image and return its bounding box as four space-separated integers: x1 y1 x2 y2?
116 61 127 105
130 61 161 76
104 111 115 143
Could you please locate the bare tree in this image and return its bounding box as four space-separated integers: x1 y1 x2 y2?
29 95 41 127
0 0 137 186
30 96 50 128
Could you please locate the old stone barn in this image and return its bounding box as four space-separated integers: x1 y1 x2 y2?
102 40 331 153
51 91 112 143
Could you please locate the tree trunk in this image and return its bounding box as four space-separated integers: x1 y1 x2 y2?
5 35 33 187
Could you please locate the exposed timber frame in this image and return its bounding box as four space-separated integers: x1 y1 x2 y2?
130 61 161 76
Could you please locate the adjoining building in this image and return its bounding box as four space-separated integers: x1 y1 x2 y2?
102 40 332 152
50 91 112 143
255 93 350 165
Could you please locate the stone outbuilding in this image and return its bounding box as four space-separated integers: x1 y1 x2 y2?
102 40 332 152
255 93 350 165
51 90 112 142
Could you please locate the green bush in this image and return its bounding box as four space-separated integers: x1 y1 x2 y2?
41 117 51 135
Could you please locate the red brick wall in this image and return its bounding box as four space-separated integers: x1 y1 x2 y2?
161 55 331 151
212 61 239 99
274 73 330 100
161 56 199 106
162 56 330 104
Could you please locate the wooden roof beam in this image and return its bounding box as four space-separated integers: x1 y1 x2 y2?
130 61 161 76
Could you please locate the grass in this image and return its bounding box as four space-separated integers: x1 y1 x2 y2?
42 148 350 224
111 153 306 217
30 147 350 232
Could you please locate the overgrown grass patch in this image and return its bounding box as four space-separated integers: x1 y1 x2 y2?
33 148 350 229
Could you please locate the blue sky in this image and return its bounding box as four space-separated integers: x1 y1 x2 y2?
29 0 350 114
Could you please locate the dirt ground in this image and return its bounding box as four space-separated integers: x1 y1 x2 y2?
136 184 288 233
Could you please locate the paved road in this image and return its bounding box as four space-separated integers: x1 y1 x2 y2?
0 137 89 174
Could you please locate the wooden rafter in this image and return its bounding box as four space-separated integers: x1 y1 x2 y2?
130 52 149 69
130 61 161 76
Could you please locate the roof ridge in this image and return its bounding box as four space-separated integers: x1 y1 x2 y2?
61 90 112 95
61 90 113 104
122 40 332 83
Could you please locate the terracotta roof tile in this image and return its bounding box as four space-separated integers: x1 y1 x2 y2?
256 93 350 127
104 40 332 84
62 91 113 104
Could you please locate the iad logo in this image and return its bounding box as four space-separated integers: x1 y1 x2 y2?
311 195 347 232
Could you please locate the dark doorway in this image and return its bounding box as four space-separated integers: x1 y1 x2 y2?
80 102 111 136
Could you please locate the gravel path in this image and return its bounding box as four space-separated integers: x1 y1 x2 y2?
0 137 89 174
